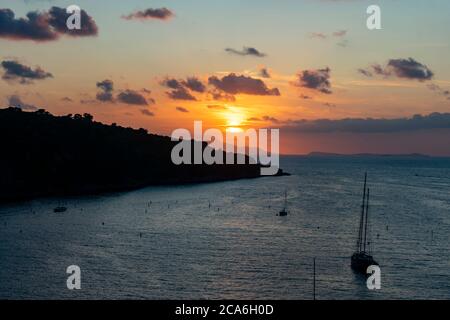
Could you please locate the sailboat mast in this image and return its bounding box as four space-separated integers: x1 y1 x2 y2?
363 188 370 253
357 173 367 252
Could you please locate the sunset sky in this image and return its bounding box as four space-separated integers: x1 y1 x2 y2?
1 0 450 155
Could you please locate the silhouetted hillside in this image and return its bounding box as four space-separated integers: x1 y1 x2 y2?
0 108 262 202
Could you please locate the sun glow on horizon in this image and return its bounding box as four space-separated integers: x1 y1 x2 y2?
226 127 244 133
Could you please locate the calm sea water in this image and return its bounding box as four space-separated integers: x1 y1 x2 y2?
0 156 449 300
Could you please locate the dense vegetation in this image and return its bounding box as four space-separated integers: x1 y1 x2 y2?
0 108 262 202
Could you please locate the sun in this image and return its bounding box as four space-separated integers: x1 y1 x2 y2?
224 106 245 132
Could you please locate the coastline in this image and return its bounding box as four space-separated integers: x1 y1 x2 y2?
0 168 290 205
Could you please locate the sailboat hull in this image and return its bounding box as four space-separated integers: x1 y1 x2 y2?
351 252 378 274
278 210 288 217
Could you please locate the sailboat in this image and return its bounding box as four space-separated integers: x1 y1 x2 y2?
278 190 288 217
351 173 379 274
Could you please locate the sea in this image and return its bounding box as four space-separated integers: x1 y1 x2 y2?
0 155 449 299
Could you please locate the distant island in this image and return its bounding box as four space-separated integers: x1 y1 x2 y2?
0 108 266 203
305 152 432 158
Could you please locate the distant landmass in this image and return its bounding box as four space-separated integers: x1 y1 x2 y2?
306 152 431 158
0 108 265 203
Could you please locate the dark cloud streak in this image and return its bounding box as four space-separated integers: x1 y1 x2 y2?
208 73 280 96
225 47 266 57
294 67 332 94
123 8 174 21
359 58 434 81
117 90 149 106
1 60 53 84
284 113 450 133
175 106 189 113
7 95 38 111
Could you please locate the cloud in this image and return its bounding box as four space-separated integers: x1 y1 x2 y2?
207 105 228 110
262 116 280 123
162 78 183 90
337 39 349 47
167 87 196 100
387 58 434 81
208 73 280 96
0 7 98 42
141 109 155 117
96 79 114 102
259 67 271 78
96 92 114 102
248 115 280 123
209 90 236 102
0 9 54 41
358 68 373 77
332 30 347 38
96 79 114 92
175 106 189 113
181 77 206 93
300 94 312 100
95 80 155 104
284 113 450 133
359 58 434 81
117 90 149 105
7 95 38 111
366 64 386 76
310 32 327 39
46 6 98 37
427 83 450 100
225 47 266 57
1 60 53 84
123 8 174 21
80 98 97 105
310 30 347 39
310 30 349 47
161 77 202 100
294 67 332 94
